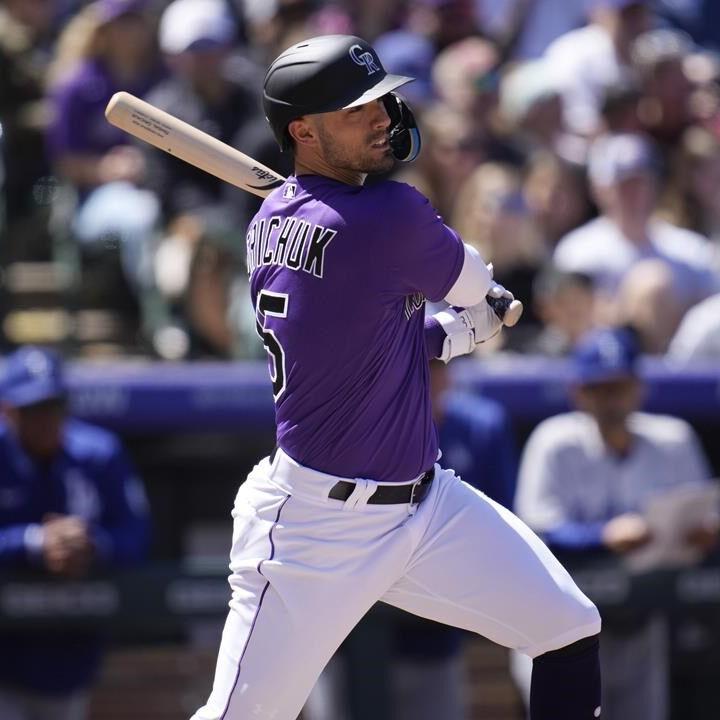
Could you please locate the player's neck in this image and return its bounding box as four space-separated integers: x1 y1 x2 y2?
294 157 367 187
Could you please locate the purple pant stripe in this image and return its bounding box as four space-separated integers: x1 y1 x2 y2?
219 493 291 720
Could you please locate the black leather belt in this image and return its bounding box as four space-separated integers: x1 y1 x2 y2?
269 447 434 506
328 468 434 505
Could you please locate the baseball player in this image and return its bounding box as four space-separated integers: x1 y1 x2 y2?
192 35 601 720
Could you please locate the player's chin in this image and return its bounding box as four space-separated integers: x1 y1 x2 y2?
362 148 395 174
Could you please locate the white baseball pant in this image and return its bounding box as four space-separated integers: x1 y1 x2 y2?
191 448 601 720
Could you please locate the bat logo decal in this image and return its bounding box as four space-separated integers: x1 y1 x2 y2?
247 178 285 191
247 166 285 192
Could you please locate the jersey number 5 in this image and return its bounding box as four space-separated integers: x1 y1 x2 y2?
255 290 288 400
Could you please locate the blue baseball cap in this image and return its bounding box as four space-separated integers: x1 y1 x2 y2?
1 347 67 408
573 328 639 385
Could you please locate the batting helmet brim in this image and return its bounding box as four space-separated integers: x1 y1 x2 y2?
341 73 414 109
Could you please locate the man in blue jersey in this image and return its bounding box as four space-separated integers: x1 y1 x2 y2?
192 35 601 720
0 346 150 720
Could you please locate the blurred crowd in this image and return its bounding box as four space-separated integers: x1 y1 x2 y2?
2 4 720 719
3 0 720 360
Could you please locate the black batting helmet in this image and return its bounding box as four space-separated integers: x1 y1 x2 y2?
263 34 421 162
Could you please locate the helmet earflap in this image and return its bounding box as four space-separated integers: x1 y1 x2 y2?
382 93 421 163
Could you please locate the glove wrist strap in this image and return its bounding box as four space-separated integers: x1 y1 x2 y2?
435 308 476 363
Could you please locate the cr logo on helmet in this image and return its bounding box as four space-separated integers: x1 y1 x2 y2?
349 44 380 75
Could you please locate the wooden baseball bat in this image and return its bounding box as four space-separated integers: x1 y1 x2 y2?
104 91 522 325
104 91 285 198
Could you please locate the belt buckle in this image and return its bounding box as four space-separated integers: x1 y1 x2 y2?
409 477 422 508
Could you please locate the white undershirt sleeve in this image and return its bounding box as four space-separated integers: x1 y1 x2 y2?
444 244 492 307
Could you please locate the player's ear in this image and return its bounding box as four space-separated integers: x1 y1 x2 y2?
287 117 318 149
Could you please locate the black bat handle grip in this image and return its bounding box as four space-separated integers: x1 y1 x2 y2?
487 295 523 327
486 295 511 320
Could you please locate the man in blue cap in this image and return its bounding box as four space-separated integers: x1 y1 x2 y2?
515 326 717 719
0 346 151 720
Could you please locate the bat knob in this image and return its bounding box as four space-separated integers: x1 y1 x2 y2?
487 296 524 327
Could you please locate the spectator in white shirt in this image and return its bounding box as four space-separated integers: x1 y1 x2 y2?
544 0 652 135
553 133 719 325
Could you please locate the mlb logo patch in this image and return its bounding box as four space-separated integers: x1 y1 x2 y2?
283 183 297 199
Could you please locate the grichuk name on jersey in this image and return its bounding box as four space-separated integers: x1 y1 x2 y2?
246 216 337 278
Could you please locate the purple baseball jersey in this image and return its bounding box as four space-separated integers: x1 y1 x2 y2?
248 174 464 482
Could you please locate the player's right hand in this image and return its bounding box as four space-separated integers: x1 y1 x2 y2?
434 268 522 362
465 267 520 343
485 263 523 328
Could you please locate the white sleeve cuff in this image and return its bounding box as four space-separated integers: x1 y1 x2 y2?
444 244 492 307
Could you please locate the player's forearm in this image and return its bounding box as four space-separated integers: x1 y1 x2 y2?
431 292 518 362
434 246 522 363
444 244 492 307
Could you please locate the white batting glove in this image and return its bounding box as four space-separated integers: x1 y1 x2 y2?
435 265 521 363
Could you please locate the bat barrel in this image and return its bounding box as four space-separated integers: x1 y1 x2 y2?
105 92 285 198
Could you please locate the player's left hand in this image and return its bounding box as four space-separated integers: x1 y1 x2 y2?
466 266 519 343
485 265 524 328
486 264 512 301
435 265 522 361
465 297 505 344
